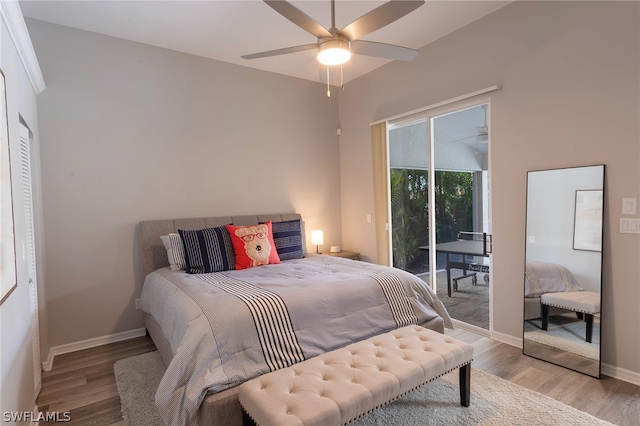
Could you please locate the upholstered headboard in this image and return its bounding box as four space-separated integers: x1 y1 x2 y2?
139 213 303 277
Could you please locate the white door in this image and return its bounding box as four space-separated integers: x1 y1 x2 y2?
19 122 41 390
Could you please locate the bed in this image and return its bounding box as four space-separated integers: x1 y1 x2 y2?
138 213 453 426
523 260 583 320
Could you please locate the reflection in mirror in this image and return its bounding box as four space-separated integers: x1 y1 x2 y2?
523 165 604 378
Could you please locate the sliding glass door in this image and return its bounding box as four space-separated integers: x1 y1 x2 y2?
388 102 491 331
388 121 430 275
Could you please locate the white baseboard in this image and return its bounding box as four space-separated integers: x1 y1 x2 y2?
451 319 491 338
450 320 523 348
42 328 146 371
490 330 523 349
487 332 639 385
30 404 38 426
602 362 640 385
38 326 640 387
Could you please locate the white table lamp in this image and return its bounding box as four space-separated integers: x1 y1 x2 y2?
311 230 324 254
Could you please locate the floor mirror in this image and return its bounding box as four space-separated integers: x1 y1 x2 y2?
523 164 604 378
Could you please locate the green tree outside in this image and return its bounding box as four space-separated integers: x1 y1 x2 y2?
390 169 473 273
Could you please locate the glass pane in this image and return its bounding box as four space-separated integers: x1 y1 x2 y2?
388 121 430 276
432 104 490 330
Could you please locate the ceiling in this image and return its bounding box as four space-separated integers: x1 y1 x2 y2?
20 1 512 84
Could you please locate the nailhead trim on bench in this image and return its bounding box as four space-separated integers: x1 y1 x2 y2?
541 291 600 314
344 361 472 424
541 301 599 314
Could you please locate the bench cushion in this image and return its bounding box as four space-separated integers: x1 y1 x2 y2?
541 291 600 314
238 325 474 426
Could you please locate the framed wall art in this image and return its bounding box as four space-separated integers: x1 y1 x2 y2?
0 69 17 305
573 189 604 252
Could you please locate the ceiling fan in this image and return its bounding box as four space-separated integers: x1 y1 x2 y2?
242 0 426 67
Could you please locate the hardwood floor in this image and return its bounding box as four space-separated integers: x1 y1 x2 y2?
446 329 639 426
36 336 156 426
36 329 638 425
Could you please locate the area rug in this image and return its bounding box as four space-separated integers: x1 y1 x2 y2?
524 316 600 360
115 351 614 426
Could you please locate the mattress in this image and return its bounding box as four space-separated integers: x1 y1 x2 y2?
140 255 452 425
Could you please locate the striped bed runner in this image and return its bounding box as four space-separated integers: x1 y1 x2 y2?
370 270 419 327
197 273 305 371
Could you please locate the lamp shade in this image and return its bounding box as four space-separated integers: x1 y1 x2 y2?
311 230 324 246
317 39 351 66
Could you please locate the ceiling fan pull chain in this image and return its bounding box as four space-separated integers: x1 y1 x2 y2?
327 66 331 97
340 64 344 91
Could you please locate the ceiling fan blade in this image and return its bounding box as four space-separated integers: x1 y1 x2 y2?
264 0 332 39
340 0 425 41
242 43 318 60
350 40 419 61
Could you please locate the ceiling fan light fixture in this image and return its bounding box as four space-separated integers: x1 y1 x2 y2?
317 39 351 66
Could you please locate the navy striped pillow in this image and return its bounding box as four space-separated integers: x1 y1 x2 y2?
272 219 304 260
178 226 235 273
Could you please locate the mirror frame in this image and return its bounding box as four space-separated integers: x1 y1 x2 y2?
522 164 605 378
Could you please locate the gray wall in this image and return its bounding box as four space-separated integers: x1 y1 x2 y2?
338 1 639 375
26 19 342 356
0 15 42 422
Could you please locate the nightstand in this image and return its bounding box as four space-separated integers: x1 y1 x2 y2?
322 250 360 261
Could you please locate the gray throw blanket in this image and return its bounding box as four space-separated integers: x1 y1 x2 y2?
525 260 584 298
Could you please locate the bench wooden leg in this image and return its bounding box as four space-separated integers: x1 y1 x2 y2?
459 363 471 407
541 304 549 331
585 313 594 343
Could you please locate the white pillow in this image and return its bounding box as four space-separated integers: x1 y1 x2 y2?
160 233 186 271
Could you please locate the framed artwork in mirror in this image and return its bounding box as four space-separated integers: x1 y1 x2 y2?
573 189 603 252
0 69 17 305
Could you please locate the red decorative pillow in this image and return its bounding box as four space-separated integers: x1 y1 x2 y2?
226 221 281 270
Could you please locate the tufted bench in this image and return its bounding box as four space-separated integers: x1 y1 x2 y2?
541 291 600 343
238 325 474 426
